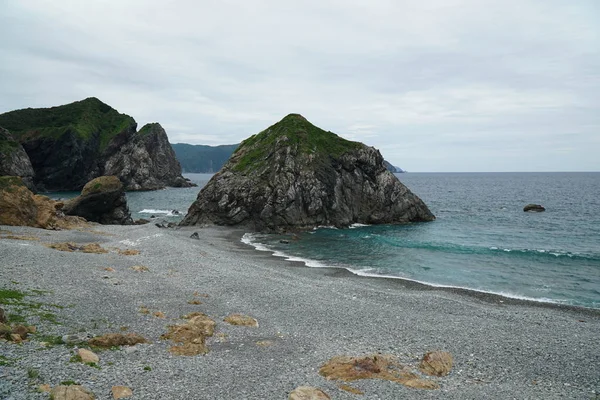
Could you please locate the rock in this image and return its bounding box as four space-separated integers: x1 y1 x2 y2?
62 333 91 345
0 127 36 191
180 114 434 232
130 265 149 272
161 312 216 356
0 98 194 191
0 306 5 323
11 325 30 340
10 333 22 343
172 209 180 215
0 323 12 338
38 384 52 393
289 386 331 400
419 351 453 377
524 204 545 212
224 314 258 327
279 239 290 244
49 385 95 400
319 354 439 390
134 218 150 225
190 232 200 240
62 176 133 225
77 348 100 364
155 220 177 229
88 333 149 348
0 176 86 229
111 386 133 399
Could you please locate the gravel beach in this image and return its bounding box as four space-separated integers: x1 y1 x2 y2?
1 223 599 399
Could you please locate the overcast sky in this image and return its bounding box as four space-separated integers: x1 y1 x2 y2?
1 1 598 171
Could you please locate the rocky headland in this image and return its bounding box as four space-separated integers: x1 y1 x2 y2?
181 114 434 232
0 127 35 191
0 98 194 191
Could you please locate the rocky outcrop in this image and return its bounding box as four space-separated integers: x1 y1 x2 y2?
180 114 434 232
0 176 86 229
0 98 193 191
0 127 35 190
419 351 453 376
104 123 193 190
524 204 545 212
62 176 133 225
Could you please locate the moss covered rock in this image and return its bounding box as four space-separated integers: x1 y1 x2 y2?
181 114 434 232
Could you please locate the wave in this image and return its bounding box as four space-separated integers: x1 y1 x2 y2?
138 209 182 217
240 233 590 308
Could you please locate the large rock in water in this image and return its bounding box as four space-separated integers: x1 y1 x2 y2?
0 127 35 191
180 114 434 232
63 176 133 225
0 98 194 191
0 176 86 229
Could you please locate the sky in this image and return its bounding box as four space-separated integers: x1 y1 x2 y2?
1 1 598 172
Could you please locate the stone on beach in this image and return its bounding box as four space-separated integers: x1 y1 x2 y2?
224 313 258 327
0 306 6 323
49 385 95 400
319 354 439 390
47 242 108 253
523 204 545 212
161 312 216 356
88 333 149 348
77 348 100 364
111 386 133 399
419 351 453 377
288 386 331 400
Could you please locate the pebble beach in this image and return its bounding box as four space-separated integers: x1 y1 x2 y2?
1 223 599 399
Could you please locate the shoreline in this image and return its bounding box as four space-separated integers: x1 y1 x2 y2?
233 229 600 317
1 223 599 399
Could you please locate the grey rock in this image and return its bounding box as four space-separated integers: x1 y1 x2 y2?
190 232 200 240
0 127 36 191
181 114 435 232
62 333 92 345
524 204 546 212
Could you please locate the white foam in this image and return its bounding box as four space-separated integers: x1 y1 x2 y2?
120 233 163 246
349 223 370 229
138 209 181 217
241 233 575 307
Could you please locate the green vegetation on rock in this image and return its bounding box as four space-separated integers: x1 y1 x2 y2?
0 176 25 191
232 114 361 172
0 97 136 150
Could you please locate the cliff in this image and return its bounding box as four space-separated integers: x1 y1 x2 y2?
0 98 193 191
0 127 35 190
180 114 434 232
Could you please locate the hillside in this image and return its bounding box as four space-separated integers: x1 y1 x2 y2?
171 143 238 173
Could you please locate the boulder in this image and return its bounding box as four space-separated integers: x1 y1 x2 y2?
419 351 453 376
111 386 133 399
50 385 95 400
0 127 35 191
0 176 86 229
0 306 5 323
62 176 133 225
77 348 99 364
181 114 434 232
289 386 331 400
524 204 545 212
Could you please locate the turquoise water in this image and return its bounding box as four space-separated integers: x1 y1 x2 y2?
50 172 600 309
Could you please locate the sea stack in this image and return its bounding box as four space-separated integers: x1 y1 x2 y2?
180 114 435 232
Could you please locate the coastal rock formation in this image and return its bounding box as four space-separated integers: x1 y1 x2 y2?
0 127 35 190
524 204 545 212
62 176 133 225
0 97 193 191
180 114 434 232
0 176 86 229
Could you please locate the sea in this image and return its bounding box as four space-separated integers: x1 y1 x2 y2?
49 172 600 310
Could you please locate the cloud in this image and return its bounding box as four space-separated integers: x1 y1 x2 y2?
0 0 598 171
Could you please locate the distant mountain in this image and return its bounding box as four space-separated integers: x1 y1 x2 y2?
172 142 404 174
171 143 239 173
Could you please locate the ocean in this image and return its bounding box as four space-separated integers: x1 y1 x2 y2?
50 172 600 309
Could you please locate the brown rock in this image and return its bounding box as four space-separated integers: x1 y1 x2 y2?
88 333 149 348
337 384 364 395
187 300 202 305
111 386 133 399
0 322 11 338
419 351 453 377
10 333 22 343
0 176 87 229
289 386 331 400
161 313 216 356
47 242 107 253
11 325 30 340
130 265 149 272
153 311 166 319
38 384 52 393
118 249 140 256
319 354 439 390
224 313 258 327
77 348 100 364
0 306 6 323
49 385 95 400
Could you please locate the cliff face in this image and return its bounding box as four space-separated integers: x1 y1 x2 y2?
180 114 434 232
0 127 35 190
105 123 192 190
0 98 193 191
